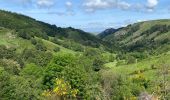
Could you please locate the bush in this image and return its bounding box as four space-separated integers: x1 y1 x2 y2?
22 49 52 67
35 41 47 51
18 30 31 40
0 59 21 75
127 56 136 64
93 58 104 71
53 47 60 52
31 38 37 45
43 53 76 89
100 71 133 99
0 45 16 59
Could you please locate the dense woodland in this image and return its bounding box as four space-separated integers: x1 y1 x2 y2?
0 10 170 100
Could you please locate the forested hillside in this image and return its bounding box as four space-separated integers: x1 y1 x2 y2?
0 10 170 100
0 10 105 49
101 20 170 53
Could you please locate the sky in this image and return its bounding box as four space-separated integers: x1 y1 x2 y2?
0 0 170 33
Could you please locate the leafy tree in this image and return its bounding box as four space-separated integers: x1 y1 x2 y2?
43 53 76 89
93 58 104 71
22 49 52 67
17 30 31 40
20 63 43 78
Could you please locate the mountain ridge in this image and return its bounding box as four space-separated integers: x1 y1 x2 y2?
0 10 103 48
100 19 170 53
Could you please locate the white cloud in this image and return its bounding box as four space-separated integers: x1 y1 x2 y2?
83 0 117 12
146 0 158 12
66 1 72 7
83 0 160 13
37 0 55 8
118 1 131 10
147 0 158 8
83 0 132 12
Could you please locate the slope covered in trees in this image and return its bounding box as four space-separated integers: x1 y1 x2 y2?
0 10 105 48
101 20 170 53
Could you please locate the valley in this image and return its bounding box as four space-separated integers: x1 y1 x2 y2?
0 10 170 100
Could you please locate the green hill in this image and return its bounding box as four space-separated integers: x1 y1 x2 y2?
102 19 170 53
0 10 103 48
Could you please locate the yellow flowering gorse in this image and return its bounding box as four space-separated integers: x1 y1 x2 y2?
42 78 79 98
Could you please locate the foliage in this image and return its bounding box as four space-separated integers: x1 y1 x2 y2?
22 48 52 67
53 47 60 52
0 45 16 59
17 30 32 40
43 53 76 89
35 40 47 51
43 78 79 100
0 59 21 75
31 38 37 45
0 10 170 100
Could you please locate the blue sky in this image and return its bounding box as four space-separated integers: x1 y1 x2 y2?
0 0 170 33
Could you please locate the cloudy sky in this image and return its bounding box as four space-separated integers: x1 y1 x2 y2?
0 0 170 33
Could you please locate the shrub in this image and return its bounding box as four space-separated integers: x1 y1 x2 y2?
17 30 31 40
43 78 79 100
35 42 47 51
151 64 157 69
0 45 16 59
0 59 21 75
31 38 37 45
53 47 60 52
93 58 104 71
127 56 136 64
22 49 52 67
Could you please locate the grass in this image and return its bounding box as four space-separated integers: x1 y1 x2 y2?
105 53 170 80
0 28 34 53
37 37 77 54
0 27 78 55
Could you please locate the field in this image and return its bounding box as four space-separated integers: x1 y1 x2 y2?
105 53 170 78
0 27 77 54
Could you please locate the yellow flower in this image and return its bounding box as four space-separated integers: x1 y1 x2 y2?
43 78 79 98
54 87 59 92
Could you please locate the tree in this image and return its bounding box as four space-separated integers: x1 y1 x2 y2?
17 30 31 40
43 53 76 89
93 58 104 71
22 49 52 67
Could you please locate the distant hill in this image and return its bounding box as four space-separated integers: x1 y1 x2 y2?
102 19 170 53
98 28 122 39
0 10 102 48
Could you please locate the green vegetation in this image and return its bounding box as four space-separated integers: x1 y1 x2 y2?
0 10 170 100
